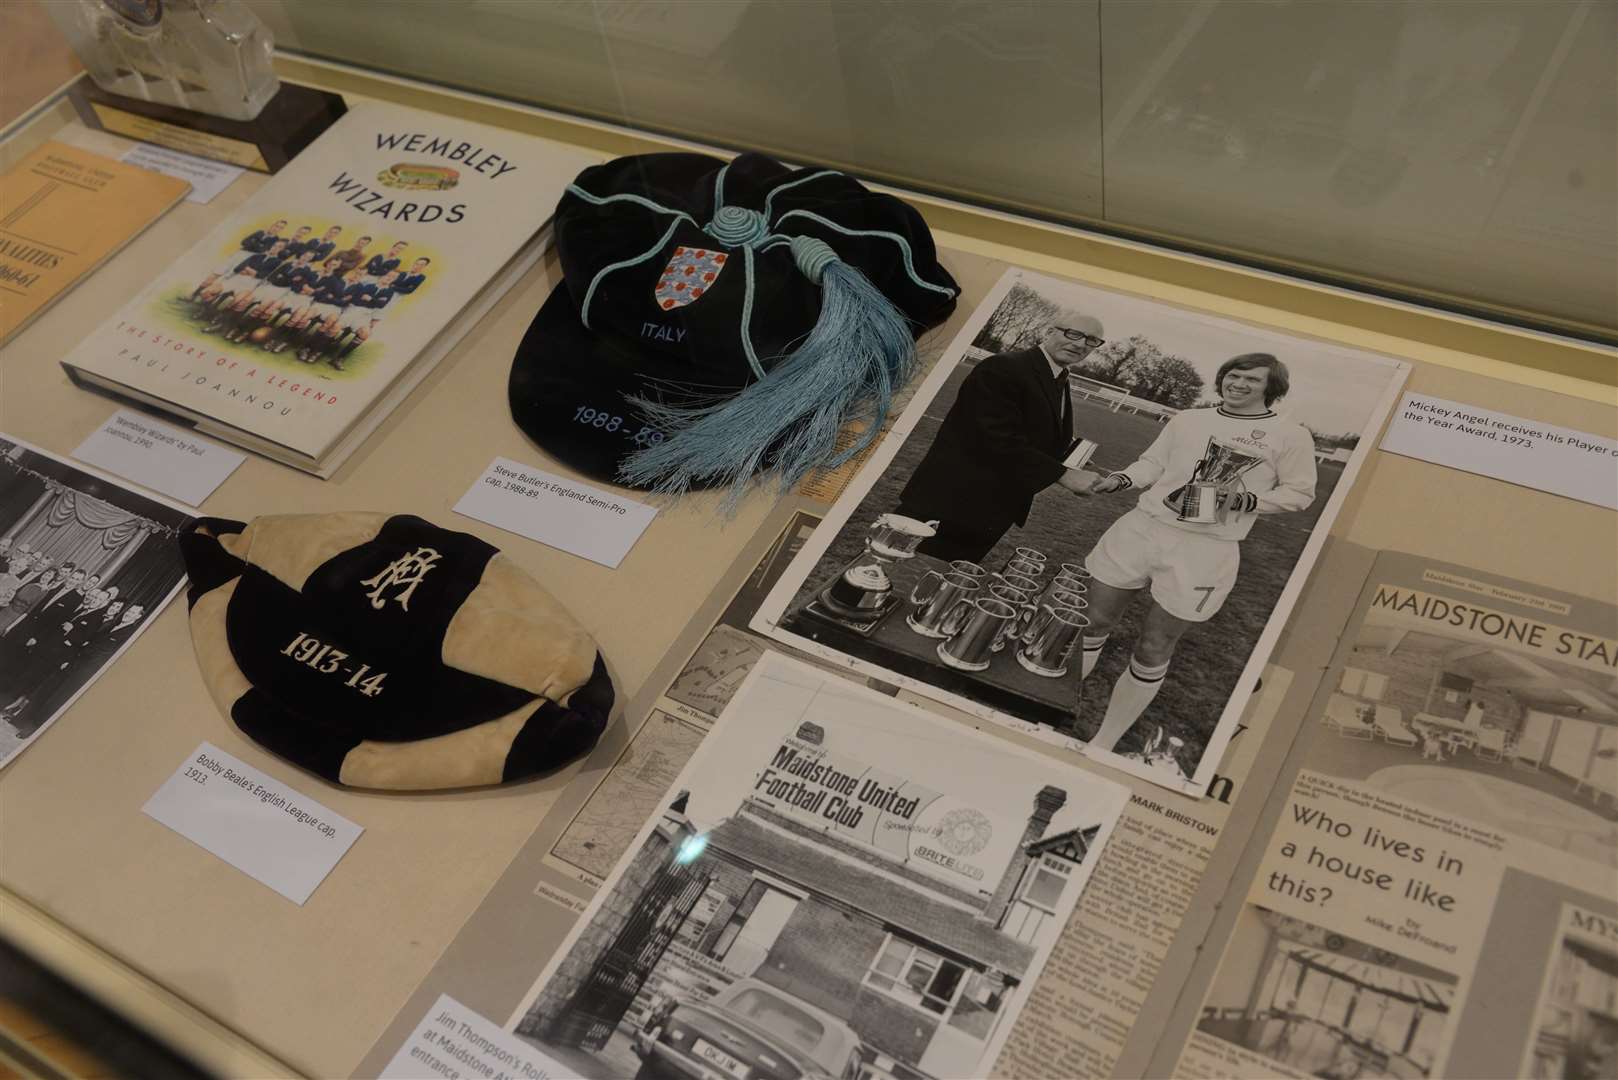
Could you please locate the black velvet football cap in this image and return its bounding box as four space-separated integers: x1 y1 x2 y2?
178 512 614 791
510 151 960 501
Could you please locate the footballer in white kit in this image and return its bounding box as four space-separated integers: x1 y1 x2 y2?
1079 353 1317 758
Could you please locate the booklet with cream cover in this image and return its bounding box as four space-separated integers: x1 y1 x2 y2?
61 102 597 476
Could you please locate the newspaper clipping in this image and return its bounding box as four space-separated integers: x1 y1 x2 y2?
508 652 1131 1080
752 267 1409 796
1174 553 1618 1080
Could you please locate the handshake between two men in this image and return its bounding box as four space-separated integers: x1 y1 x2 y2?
889 335 1315 758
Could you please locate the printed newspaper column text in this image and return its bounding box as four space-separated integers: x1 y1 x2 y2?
996 804 1210 1078
1173 771 1507 1079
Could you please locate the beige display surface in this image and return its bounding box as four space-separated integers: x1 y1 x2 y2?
1 68 1614 1079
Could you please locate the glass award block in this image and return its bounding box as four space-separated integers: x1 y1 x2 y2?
48 0 279 122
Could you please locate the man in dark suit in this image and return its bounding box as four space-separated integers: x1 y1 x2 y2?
895 317 1106 562
18 566 86 631
7 603 146 737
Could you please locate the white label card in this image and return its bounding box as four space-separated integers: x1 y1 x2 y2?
1380 393 1618 510
142 741 362 905
379 994 570 1080
454 457 657 569
73 409 245 507
120 142 245 204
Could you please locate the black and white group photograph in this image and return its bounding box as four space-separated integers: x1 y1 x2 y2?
509 652 1128 1080
1197 905 1458 1079
0 437 191 767
754 268 1409 796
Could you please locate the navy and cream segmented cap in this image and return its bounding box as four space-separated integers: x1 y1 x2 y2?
179 512 613 791
510 151 960 502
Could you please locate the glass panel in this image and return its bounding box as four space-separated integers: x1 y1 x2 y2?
903 955 940 997
926 960 966 1012
1295 965 1331 1019
873 938 908 978
1549 716 1598 777
250 0 1617 334
1320 978 1355 1029
947 972 1005 1040
1345 989 1385 1043
1099 0 1617 333
1022 865 1067 910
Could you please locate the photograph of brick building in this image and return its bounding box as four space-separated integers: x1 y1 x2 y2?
512 653 1128 1080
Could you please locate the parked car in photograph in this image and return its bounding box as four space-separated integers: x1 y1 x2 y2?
633 978 866 1080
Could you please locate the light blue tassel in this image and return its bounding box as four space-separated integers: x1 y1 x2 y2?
619 236 915 508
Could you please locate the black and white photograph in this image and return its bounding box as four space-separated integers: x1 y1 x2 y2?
1523 902 1618 1080
1311 561 1618 869
1197 905 1458 1079
509 651 1128 1080
0 435 191 767
753 267 1409 796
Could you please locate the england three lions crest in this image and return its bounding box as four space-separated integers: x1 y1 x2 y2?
655 246 727 310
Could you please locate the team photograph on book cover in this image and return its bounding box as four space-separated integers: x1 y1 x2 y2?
58 101 598 472
754 267 1409 797
148 212 439 378
0 436 191 768
507 653 1128 1080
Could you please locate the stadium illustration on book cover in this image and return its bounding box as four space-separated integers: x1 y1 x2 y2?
506 654 1128 1080
754 267 1410 797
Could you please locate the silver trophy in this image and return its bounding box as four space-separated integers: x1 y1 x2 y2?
1166 437 1264 524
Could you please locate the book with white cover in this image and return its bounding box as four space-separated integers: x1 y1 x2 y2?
61 102 598 476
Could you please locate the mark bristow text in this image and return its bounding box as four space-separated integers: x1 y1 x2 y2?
114 321 340 415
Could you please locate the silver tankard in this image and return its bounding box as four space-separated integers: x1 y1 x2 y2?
988 583 1031 609
993 571 1040 596
1020 588 1085 647
1017 604 1090 677
937 597 1020 671
1002 556 1044 579
1039 573 1088 606
907 571 981 639
987 582 1039 651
